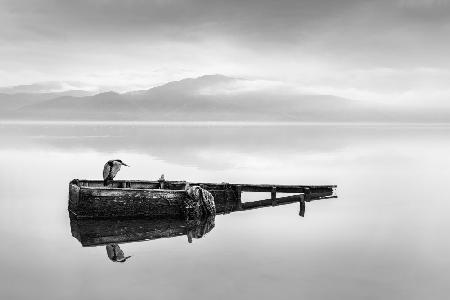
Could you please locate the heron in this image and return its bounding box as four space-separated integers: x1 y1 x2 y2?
103 159 129 186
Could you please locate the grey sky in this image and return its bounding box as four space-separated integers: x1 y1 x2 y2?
1 0 450 104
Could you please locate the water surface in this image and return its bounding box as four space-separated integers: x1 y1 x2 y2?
0 123 449 300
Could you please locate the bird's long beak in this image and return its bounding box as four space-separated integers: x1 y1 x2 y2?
122 162 130 167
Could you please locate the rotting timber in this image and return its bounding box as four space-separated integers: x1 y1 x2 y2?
69 178 336 219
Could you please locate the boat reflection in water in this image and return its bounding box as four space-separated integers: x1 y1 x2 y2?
70 214 217 262
101 216 214 263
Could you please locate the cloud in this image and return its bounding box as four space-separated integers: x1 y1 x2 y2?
1 0 450 106
398 0 450 7
2 0 448 57
0 81 99 93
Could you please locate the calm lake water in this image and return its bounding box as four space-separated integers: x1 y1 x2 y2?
0 123 449 300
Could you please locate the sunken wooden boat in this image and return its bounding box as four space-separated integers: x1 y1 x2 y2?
69 178 336 219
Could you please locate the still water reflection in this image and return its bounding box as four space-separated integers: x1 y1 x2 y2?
0 123 449 300
70 215 216 249
106 244 131 263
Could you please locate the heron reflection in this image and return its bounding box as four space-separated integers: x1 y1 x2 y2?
106 244 131 263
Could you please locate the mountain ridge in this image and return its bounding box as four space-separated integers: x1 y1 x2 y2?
1 75 448 122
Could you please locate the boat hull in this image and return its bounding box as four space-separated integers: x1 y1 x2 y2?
69 180 239 218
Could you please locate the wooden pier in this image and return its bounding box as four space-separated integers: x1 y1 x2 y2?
69 179 336 219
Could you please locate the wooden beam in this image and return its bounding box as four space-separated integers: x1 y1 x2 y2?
304 187 311 201
75 180 335 195
271 187 277 206
239 184 335 194
236 185 242 211
77 179 335 188
241 194 304 211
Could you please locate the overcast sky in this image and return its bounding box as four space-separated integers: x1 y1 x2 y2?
1 0 450 104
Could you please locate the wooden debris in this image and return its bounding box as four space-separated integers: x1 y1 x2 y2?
69 179 336 219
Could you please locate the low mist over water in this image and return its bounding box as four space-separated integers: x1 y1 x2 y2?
0 123 449 300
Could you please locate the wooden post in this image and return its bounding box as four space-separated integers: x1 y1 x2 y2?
236 185 242 210
304 187 311 201
271 187 277 206
300 187 310 217
299 201 306 217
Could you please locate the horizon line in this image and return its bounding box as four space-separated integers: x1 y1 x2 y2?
1 120 450 127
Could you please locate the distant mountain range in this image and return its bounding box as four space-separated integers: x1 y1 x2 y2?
0 75 448 122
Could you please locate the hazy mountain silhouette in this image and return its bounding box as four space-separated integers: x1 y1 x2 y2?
0 90 94 111
20 92 140 116
0 75 448 122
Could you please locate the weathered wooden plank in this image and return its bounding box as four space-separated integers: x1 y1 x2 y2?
68 181 80 212
271 187 277 206
74 187 186 218
236 185 242 210
241 194 304 210
304 187 311 202
240 185 334 194
307 195 338 202
75 179 335 194
77 180 335 189
208 189 237 213
87 187 183 198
